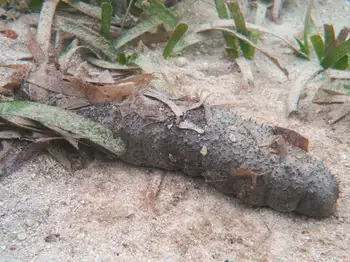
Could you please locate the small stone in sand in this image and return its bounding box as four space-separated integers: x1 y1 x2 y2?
17 232 27 241
175 57 188 67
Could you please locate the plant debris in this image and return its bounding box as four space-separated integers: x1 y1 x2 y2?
0 101 126 156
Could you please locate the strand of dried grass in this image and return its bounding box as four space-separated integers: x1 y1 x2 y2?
61 0 121 25
36 0 61 62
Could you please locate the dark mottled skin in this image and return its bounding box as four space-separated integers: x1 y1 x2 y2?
76 92 339 218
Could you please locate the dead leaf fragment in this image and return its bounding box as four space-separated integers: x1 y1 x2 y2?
0 130 23 139
327 102 350 124
254 2 268 26
287 64 323 116
232 168 258 187
98 70 115 84
4 116 42 132
26 27 46 64
313 89 349 104
143 87 184 119
269 0 284 24
45 124 80 150
24 65 86 103
178 120 205 134
1 64 31 90
36 0 61 60
67 73 155 103
85 56 139 71
235 57 254 88
0 87 13 96
269 135 287 159
273 126 309 152
327 70 350 80
321 88 346 96
46 144 72 171
112 73 155 86
0 29 18 39
140 171 164 207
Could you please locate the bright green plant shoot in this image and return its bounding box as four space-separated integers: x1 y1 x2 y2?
310 25 350 70
101 1 113 39
163 23 189 59
214 0 239 58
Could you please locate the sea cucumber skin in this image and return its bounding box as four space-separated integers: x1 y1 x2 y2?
77 94 339 218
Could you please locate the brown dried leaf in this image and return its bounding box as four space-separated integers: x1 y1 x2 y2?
26 66 85 98
336 26 350 42
0 29 18 39
111 73 155 86
231 168 258 187
1 64 31 90
26 27 46 64
94 84 136 103
66 73 155 103
273 126 309 152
